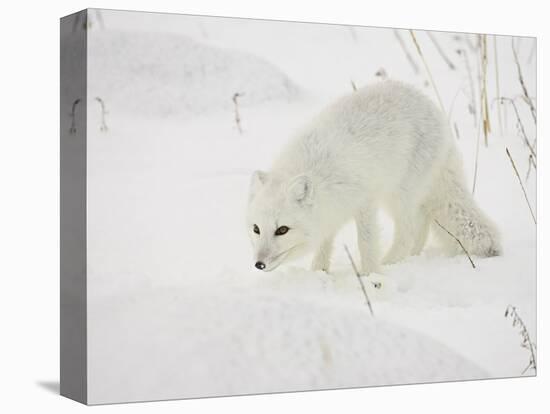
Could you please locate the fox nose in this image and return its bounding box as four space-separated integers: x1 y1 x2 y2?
255 261 266 270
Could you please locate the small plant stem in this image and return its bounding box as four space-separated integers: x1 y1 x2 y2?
434 220 476 269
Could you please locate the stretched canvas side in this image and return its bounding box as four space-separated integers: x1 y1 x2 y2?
60 9 88 405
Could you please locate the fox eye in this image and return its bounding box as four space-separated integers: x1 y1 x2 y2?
253 224 260 235
274 226 289 236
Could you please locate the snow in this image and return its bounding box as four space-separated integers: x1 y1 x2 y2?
84 9 536 404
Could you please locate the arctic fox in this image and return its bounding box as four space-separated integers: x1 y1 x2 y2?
247 80 500 274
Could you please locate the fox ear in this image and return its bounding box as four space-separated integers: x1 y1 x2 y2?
288 175 313 205
249 170 268 199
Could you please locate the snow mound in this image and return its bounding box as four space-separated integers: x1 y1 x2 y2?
87 30 300 118
88 286 486 404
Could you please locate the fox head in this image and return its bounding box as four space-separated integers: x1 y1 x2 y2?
246 170 315 271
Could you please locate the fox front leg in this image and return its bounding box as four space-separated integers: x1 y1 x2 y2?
311 235 335 272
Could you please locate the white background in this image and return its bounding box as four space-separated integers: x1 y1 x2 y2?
0 0 546 412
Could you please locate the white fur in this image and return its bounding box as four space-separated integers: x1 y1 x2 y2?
247 80 501 273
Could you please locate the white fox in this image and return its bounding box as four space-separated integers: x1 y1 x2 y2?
247 80 500 273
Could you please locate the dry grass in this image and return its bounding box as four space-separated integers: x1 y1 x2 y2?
512 39 537 125
493 35 503 136
526 154 536 181
471 113 482 194
465 34 477 53
527 41 536 65
394 29 419 75
427 31 456 70
505 305 537 375
498 97 536 160
506 147 536 224
480 35 491 147
409 30 445 113
453 122 460 140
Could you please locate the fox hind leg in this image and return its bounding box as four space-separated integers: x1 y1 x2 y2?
383 197 425 265
355 205 380 275
411 209 430 256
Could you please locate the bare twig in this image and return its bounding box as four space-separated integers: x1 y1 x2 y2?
232 92 244 134
69 99 80 134
506 148 536 224
434 220 476 269
95 97 108 132
410 30 445 113
427 31 456 70
505 305 537 375
343 245 377 317
512 39 537 125
394 30 420 75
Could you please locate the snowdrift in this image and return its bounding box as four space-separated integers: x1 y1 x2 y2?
88 30 300 118
89 286 486 403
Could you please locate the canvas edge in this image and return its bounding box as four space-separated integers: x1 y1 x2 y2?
60 9 88 405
